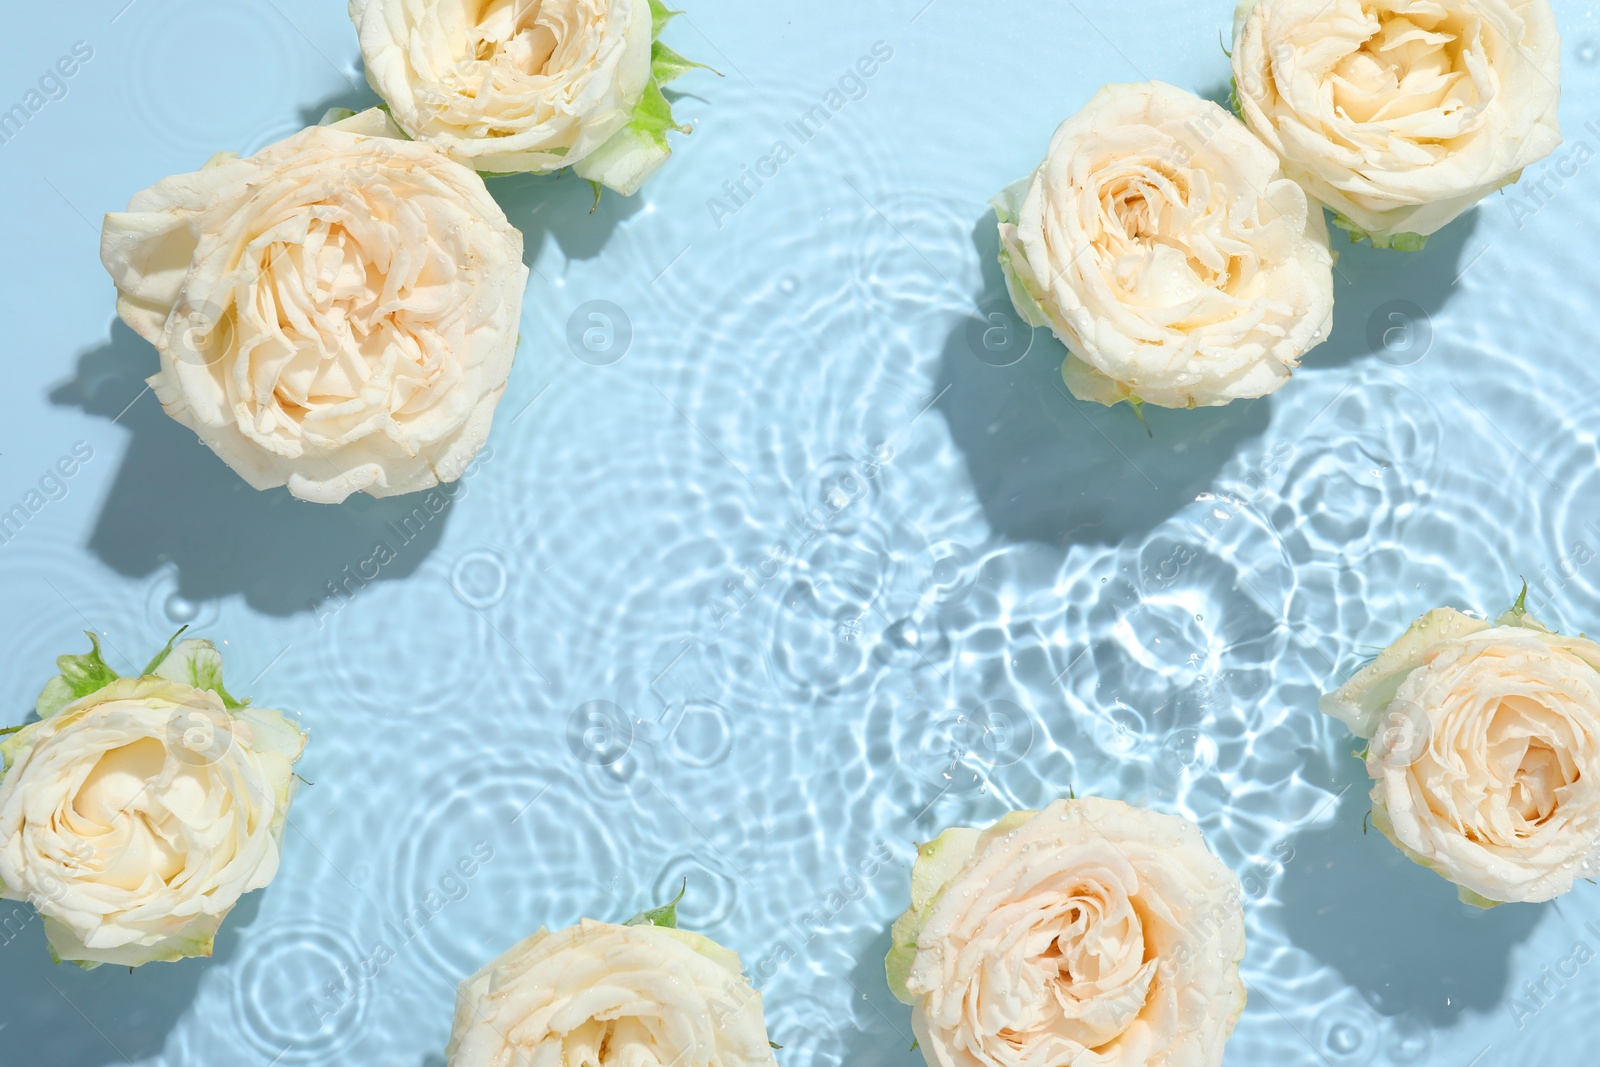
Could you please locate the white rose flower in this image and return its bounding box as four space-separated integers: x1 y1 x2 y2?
996 81 1334 411
0 635 305 967
886 798 1246 1067
1321 597 1600 904
349 0 705 194
447 911 778 1067
1232 0 1562 246
100 109 528 504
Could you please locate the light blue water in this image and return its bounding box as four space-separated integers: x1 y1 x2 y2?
2 1 1600 1064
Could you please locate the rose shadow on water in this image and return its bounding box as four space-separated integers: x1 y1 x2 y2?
0 889 260 1065
50 321 452 616
490 169 642 267
1304 208 1478 371
834 925 925 1067
933 215 1270 550
1277 765 1543 1025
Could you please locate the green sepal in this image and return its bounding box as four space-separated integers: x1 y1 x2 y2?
990 177 1053 331
1125 396 1152 436
37 632 120 717
140 625 189 676
573 74 690 195
652 40 712 86
625 880 686 929
571 3 705 195
1505 580 1531 623
152 639 247 710
649 0 682 37
1457 886 1504 909
636 76 685 141
1329 212 1427 251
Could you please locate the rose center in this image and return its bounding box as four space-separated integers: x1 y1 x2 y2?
1096 163 1237 295
1331 7 1473 125
1469 693 1585 839
62 738 186 889
1509 738 1567 827
1103 170 1182 245
470 0 571 77
248 210 441 433
1022 888 1157 1051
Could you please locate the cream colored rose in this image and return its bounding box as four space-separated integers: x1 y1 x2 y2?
1232 0 1562 244
447 918 778 1067
996 82 1334 411
1322 601 1600 904
100 109 527 504
0 637 305 967
886 798 1246 1067
350 0 701 194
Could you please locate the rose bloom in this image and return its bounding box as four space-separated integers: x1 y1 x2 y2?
0 641 305 967
1233 0 1562 243
887 798 1246 1067
447 918 778 1067
100 109 527 504
996 81 1334 410
1322 603 1600 905
350 0 689 193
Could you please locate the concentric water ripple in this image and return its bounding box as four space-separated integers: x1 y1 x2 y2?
229 918 373 1063
12 3 1599 1066
126 0 309 158
320 560 495 716
375 751 631 986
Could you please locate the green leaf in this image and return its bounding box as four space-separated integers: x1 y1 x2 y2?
37 633 119 717
652 40 713 86
625 879 687 929
1329 212 1427 251
649 0 682 37
140 625 190 676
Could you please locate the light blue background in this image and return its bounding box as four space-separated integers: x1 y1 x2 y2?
3 1 1600 1064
